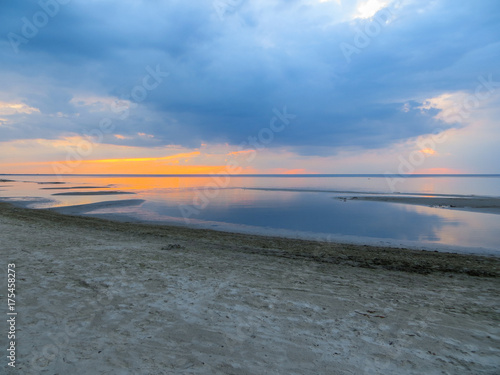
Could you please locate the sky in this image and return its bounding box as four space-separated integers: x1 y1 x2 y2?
1 0 499 175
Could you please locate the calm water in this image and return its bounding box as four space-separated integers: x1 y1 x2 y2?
1 174 499 254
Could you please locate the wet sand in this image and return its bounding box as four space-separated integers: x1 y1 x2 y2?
0 202 499 374
41 186 111 190
343 196 500 214
51 191 135 196
50 199 146 215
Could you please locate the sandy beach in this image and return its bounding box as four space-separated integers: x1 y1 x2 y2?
1 202 499 374
2 0 499 372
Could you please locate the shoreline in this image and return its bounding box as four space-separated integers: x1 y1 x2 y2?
2 202 499 276
37 197 500 257
2 190 500 256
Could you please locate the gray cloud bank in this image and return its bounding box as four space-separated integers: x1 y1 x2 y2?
1 0 499 155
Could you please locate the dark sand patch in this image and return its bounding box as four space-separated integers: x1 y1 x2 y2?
41 186 110 190
52 190 135 196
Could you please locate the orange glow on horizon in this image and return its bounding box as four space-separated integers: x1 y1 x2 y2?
282 168 311 174
419 148 436 155
1 159 259 175
88 152 201 164
54 163 232 175
266 168 315 174
414 167 466 174
226 150 256 157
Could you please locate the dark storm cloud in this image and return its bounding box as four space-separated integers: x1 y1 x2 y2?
1 0 499 154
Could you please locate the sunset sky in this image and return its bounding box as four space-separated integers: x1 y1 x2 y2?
1 0 499 175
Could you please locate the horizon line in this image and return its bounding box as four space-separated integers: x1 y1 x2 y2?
1 173 500 177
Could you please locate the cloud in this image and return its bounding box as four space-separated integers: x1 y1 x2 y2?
355 0 389 19
0 0 499 162
0 101 39 116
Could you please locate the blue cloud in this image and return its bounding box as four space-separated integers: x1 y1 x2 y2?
1 0 499 155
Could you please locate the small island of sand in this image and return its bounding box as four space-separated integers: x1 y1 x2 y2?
341 195 500 215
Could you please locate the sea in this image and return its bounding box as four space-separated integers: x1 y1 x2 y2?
1 174 499 255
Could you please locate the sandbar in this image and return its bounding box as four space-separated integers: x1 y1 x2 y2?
49 199 146 215
41 186 110 190
343 196 500 214
52 191 135 196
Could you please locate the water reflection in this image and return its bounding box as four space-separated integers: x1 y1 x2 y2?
0 175 499 252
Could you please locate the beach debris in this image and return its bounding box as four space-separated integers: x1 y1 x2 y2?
162 243 184 250
354 310 386 318
75 279 99 291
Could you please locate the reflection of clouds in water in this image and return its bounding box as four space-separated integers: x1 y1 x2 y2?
403 204 500 249
173 193 451 243
1 175 499 251
335 199 447 240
